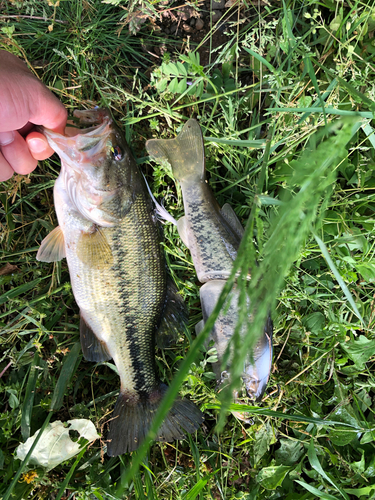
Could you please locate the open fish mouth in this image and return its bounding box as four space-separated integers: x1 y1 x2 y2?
40 108 114 166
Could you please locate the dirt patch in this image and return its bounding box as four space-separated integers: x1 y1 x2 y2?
132 1 257 66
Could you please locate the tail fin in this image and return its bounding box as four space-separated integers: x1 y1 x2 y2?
146 119 205 183
106 384 203 456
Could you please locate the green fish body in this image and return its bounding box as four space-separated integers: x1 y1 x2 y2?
37 109 203 456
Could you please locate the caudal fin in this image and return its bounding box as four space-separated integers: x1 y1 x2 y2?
106 384 203 456
146 119 205 183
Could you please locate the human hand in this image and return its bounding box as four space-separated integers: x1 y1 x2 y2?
0 50 67 181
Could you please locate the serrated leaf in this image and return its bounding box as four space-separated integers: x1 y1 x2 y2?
256 465 290 490
254 422 275 463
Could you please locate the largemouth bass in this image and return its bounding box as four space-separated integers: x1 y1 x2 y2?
37 109 203 456
146 119 273 401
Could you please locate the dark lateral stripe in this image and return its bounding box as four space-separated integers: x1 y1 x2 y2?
111 195 166 395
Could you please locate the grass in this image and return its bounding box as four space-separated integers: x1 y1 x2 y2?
1 0 375 498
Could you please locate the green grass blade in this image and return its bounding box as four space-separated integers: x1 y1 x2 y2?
295 480 340 500
183 470 220 500
50 342 81 412
204 137 266 148
243 47 278 74
308 439 350 500
55 443 90 500
21 352 41 441
313 233 364 322
267 107 373 118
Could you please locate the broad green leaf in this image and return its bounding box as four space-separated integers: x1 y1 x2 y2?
340 335 375 369
343 486 375 498
355 262 375 282
254 422 275 464
275 439 304 466
168 77 179 94
256 465 290 490
303 312 325 334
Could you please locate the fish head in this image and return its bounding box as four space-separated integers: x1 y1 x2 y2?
242 326 273 401
43 108 135 226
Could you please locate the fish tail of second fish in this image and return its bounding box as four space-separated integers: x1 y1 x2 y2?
106 384 204 456
146 119 205 183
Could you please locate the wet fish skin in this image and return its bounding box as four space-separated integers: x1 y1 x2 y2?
146 119 273 402
147 120 242 283
37 109 203 455
197 280 273 401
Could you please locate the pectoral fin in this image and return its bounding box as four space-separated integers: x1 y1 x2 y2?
80 314 112 362
36 226 66 262
220 203 244 239
195 319 204 336
76 227 113 268
146 119 205 183
176 216 190 248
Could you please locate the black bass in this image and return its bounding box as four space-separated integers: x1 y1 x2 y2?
146 119 273 401
37 109 203 456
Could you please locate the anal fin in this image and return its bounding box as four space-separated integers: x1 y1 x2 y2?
36 226 66 262
220 203 244 239
80 314 112 362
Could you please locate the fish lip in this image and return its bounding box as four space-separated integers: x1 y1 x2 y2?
38 109 115 165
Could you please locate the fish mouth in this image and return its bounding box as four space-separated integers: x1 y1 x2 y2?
40 108 114 167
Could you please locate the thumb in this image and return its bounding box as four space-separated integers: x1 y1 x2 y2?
26 131 55 161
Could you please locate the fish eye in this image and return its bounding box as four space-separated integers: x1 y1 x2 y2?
111 145 123 161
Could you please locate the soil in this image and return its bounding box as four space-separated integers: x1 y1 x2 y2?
133 0 258 66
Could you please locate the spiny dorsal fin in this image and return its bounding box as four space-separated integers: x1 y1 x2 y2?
76 227 113 268
146 119 205 183
220 203 244 239
36 226 66 262
80 314 112 362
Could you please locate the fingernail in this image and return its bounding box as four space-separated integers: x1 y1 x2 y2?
0 131 15 146
28 138 47 154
